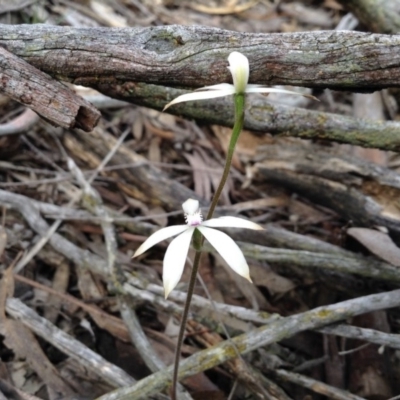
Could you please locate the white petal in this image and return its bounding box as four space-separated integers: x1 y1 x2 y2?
228 52 249 94
197 226 252 282
202 216 263 230
133 225 188 258
246 86 318 100
196 83 236 92
163 227 195 298
163 89 234 111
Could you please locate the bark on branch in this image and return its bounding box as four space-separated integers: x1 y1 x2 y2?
103 83 400 151
97 289 400 400
1 24 400 90
0 45 100 131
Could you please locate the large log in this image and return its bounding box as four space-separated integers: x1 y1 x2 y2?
1 24 400 90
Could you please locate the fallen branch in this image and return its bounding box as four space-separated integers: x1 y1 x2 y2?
96 288 400 400
99 83 400 151
6 297 134 388
1 24 400 90
0 45 100 131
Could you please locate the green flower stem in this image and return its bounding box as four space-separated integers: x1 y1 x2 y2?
207 93 245 220
192 229 203 252
171 93 246 400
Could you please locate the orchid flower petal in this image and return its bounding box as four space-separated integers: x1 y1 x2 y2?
196 83 236 92
163 90 234 111
202 216 264 230
163 227 195 298
197 226 252 282
228 51 249 94
133 225 188 258
245 86 318 100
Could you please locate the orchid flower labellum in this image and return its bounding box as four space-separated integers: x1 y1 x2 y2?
163 51 315 110
133 199 263 298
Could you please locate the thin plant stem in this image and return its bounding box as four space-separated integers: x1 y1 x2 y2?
171 250 201 399
171 93 245 400
207 93 245 220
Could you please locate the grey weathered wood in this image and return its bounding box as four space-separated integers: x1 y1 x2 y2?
96 288 400 400
99 83 400 151
1 24 400 90
0 44 100 131
6 297 135 388
255 143 400 234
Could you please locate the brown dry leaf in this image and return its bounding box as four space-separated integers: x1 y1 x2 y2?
212 125 273 168
132 112 144 140
361 184 400 221
229 196 289 212
214 254 269 310
0 269 74 398
90 0 128 26
0 266 13 320
44 261 70 323
190 0 259 14
185 146 231 203
144 120 175 140
347 227 400 267
250 264 296 296
3 321 75 399
323 0 344 10
195 146 231 205
184 151 212 201
143 206 168 227
148 136 162 163
0 226 6 258
77 268 131 342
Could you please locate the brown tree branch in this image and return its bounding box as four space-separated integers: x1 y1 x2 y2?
0 45 100 131
1 24 400 90
3 24 400 149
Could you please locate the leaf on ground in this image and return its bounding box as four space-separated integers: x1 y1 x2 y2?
0 270 74 398
189 0 259 15
44 261 70 323
347 227 400 267
77 268 131 342
214 254 269 310
212 126 273 169
0 266 14 321
250 264 296 296
0 227 6 258
2 320 76 398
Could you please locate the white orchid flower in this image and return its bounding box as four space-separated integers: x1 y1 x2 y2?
163 51 315 110
133 198 263 298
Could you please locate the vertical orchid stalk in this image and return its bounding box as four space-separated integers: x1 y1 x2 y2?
136 52 317 399
163 51 315 219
